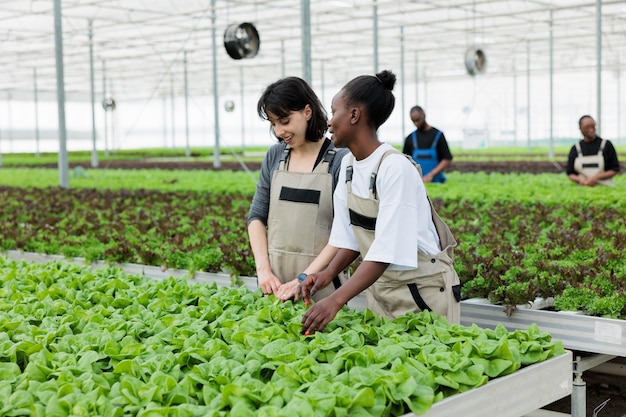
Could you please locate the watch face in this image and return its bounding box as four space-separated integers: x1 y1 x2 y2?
298 273 308 283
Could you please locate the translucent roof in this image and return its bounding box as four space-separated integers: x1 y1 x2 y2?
2 0 625 103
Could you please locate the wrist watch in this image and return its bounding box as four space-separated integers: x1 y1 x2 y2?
298 273 308 283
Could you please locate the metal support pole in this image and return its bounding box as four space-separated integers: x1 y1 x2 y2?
572 354 616 417
526 41 531 152
239 66 245 153
513 70 517 147
170 74 176 149
281 40 285 78
373 0 379 72
320 60 325 106
549 9 554 161
162 95 167 147
424 72 428 110
88 19 98 167
102 60 109 157
400 26 405 137
184 51 190 157
109 80 116 151
300 0 312 84
596 0 602 135
7 93 13 152
53 0 69 188
414 51 419 105
572 356 586 417
211 0 221 168
33 68 40 157
618 66 622 142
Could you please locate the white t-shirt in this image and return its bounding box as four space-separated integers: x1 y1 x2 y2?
329 143 441 270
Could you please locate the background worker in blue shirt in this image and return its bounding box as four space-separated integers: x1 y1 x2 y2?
402 105 453 183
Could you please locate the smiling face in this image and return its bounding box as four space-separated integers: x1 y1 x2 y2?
328 91 353 149
579 116 596 142
267 105 311 147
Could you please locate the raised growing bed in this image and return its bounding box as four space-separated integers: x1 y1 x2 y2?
461 299 625 357
9 249 624 357
413 351 572 417
1 252 571 417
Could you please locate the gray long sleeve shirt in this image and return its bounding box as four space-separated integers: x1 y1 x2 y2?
247 139 349 226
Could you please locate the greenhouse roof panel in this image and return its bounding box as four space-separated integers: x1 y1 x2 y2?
0 0 625 102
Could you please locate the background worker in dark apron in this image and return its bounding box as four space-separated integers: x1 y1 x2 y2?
298 70 460 335
247 77 348 301
566 115 620 186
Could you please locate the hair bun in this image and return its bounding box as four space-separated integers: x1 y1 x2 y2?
375 70 396 91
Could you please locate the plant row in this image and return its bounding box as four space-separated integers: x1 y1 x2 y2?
0 258 564 416
1 169 625 319
0 186 255 276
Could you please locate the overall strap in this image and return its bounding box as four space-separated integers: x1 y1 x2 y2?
370 150 402 199
278 147 291 170
321 149 337 173
345 156 354 193
598 139 607 155
432 130 442 148
345 153 378 199
575 142 583 158
360 149 449 250
412 131 417 149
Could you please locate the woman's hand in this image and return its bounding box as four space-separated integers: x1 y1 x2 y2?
422 172 434 183
276 279 299 301
256 266 282 295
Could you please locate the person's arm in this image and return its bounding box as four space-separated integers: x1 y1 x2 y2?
248 219 282 294
247 145 282 294
584 141 621 185
570 169 617 186
304 244 339 274
568 172 587 185
275 243 340 301
423 159 451 182
565 146 584 185
301 153 420 333
300 259 388 334
603 141 621 173
583 169 618 186
296 247 359 304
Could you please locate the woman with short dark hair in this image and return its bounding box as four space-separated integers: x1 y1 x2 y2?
248 77 348 301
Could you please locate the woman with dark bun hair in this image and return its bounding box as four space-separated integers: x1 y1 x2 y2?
298 70 461 334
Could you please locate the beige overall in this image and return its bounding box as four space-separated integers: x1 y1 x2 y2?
346 150 461 324
267 147 343 301
574 139 615 186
